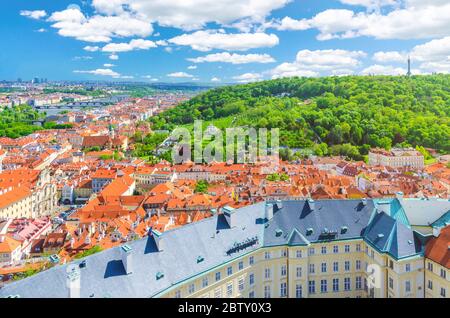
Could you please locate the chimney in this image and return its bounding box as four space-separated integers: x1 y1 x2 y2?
376 200 391 215
151 228 164 251
396 191 404 199
265 203 273 221
308 198 315 211
432 227 441 237
66 265 81 298
121 244 132 274
223 206 237 228
361 198 367 206
275 199 283 211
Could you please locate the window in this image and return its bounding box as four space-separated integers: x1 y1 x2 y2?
440 288 446 297
321 262 327 273
249 273 255 285
427 262 433 272
202 277 208 288
264 251 271 260
356 260 361 270
281 265 287 277
227 283 233 297
321 246 327 254
405 281 411 293
356 244 361 252
265 268 271 279
440 269 447 279
344 245 350 253
264 285 271 298
215 288 222 298
308 280 316 294
238 261 244 271
174 290 181 298
321 279 327 293
281 249 287 257
333 262 339 272
389 277 394 289
333 278 339 292
333 245 339 253
296 250 302 258
309 263 315 274
308 247 315 256
215 272 221 282
428 280 433 290
280 282 287 297
296 284 302 298
189 283 195 294
344 278 351 291
356 276 362 290
249 256 254 265
296 266 302 278
238 277 244 291
370 250 375 259
227 266 233 276
389 260 394 270
365 246 369 254
249 291 255 298
344 261 350 272
405 263 411 272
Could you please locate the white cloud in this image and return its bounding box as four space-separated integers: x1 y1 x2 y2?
168 30 279 51
373 51 406 63
211 77 221 82
83 46 100 52
35 28 47 33
91 0 290 30
272 2 450 40
109 54 119 60
188 52 275 64
47 7 152 43
232 73 263 83
73 56 93 61
270 49 366 78
187 65 197 70
103 63 115 67
411 36 450 73
74 68 120 77
102 39 157 52
167 72 194 78
20 10 47 20
361 64 406 75
339 0 398 10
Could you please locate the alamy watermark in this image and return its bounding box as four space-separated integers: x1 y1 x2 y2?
168 120 280 167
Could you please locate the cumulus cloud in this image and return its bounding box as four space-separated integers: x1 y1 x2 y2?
103 63 115 67
271 2 450 40
187 65 197 70
47 7 152 43
372 51 406 63
168 30 279 52
102 39 157 52
411 36 450 73
20 10 47 20
232 73 263 83
109 54 119 60
211 77 221 82
188 52 275 64
361 64 406 75
91 0 290 30
74 68 120 77
270 49 366 78
167 72 194 78
83 45 100 52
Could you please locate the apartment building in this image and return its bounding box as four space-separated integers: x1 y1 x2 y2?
368 148 424 169
0 198 448 298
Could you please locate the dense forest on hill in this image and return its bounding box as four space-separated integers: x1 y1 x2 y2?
150 75 450 159
0 105 44 138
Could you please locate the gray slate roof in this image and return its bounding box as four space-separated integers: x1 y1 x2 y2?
0 198 436 298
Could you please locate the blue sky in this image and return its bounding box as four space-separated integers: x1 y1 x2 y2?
0 0 449 83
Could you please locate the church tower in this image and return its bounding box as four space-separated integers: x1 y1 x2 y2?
407 56 411 77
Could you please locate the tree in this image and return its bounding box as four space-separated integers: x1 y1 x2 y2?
195 180 209 193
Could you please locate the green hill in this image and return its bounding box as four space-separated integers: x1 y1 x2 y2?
150 75 450 159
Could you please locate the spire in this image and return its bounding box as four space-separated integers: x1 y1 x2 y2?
407 56 411 77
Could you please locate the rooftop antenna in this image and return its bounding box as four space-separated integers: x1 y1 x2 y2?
407 56 411 77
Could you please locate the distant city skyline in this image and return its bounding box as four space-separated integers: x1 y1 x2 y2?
1 0 449 82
